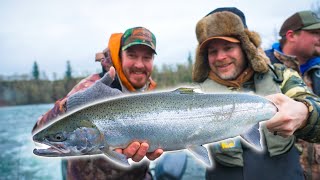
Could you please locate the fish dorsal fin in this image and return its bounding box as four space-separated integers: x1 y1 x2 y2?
173 87 203 94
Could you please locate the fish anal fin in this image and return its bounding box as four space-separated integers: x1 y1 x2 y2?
240 123 264 151
101 148 130 168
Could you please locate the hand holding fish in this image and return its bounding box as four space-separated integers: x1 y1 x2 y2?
115 142 163 162
33 89 277 167
265 93 309 137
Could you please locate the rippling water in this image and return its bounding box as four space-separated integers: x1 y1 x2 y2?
0 104 207 180
0 104 62 180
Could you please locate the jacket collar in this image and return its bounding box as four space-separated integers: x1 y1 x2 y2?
271 42 320 75
271 43 300 73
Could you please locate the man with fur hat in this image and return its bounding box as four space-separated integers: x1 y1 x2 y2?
32 26 162 180
265 10 320 180
193 7 320 179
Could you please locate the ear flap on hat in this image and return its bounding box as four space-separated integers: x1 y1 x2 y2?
193 10 271 82
195 19 208 45
238 29 270 73
245 30 261 47
192 46 210 82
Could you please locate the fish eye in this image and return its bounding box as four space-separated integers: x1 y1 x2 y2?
48 133 66 142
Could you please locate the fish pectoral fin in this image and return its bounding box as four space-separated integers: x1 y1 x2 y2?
240 123 264 151
173 87 203 94
102 150 130 167
187 145 212 167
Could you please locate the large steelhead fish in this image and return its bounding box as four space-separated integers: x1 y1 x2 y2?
33 88 277 167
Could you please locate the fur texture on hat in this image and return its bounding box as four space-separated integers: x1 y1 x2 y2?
193 11 270 82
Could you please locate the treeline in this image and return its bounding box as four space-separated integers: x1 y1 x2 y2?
152 52 193 89
0 54 193 106
0 79 82 106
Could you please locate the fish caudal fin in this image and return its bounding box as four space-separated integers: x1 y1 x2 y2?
240 123 264 151
187 145 212 167
103 150 130 167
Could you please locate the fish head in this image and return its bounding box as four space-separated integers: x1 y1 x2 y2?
33 118 104 157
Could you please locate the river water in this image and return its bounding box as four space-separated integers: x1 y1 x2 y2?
0 104 62 180
0 104 206 180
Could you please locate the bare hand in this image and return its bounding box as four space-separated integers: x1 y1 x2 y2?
115 142 163 162
108 66 116 80
265 93 309 137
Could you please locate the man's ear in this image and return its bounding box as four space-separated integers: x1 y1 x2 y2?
285 30 296 41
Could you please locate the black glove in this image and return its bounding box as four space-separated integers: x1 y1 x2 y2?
66 71 122 111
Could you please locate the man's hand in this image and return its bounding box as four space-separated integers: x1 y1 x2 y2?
99 66 116 85
115 142 163 162
265 93 309 137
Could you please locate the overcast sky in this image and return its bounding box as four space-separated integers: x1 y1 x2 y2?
0 0 318 79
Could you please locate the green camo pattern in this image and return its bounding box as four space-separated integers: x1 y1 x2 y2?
121 27 156 53
278 65 320 142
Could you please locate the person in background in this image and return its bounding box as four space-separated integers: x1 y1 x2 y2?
192 7 320 180
32 26 162 180
265 10 320 180
265 10 320 96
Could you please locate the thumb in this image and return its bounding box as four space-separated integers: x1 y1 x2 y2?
99 66 116 86
109 66 116 79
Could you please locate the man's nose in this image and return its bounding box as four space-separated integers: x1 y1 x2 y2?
216 51 227 61
134 58 144 68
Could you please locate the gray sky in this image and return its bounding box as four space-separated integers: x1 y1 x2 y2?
0 0 318 79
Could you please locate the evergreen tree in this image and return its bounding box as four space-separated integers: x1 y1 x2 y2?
65 60 72 80
32 61 39 80
187 51 193 73
187 51 193 67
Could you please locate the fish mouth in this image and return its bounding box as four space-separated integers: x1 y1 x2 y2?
33 140 70 157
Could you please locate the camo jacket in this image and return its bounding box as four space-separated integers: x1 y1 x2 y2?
197 64 320 180
265 46 320 180
199 64 320 142
265 43 320 95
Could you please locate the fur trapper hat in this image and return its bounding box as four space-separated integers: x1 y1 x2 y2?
193 9 270 82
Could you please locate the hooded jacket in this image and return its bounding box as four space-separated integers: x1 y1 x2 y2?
32 32 158 180
108 33 156 92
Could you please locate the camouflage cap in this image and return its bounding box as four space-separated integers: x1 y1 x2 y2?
121 27 157 54
280 10 320 37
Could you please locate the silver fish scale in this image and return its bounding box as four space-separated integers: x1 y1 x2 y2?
70 92 277 152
